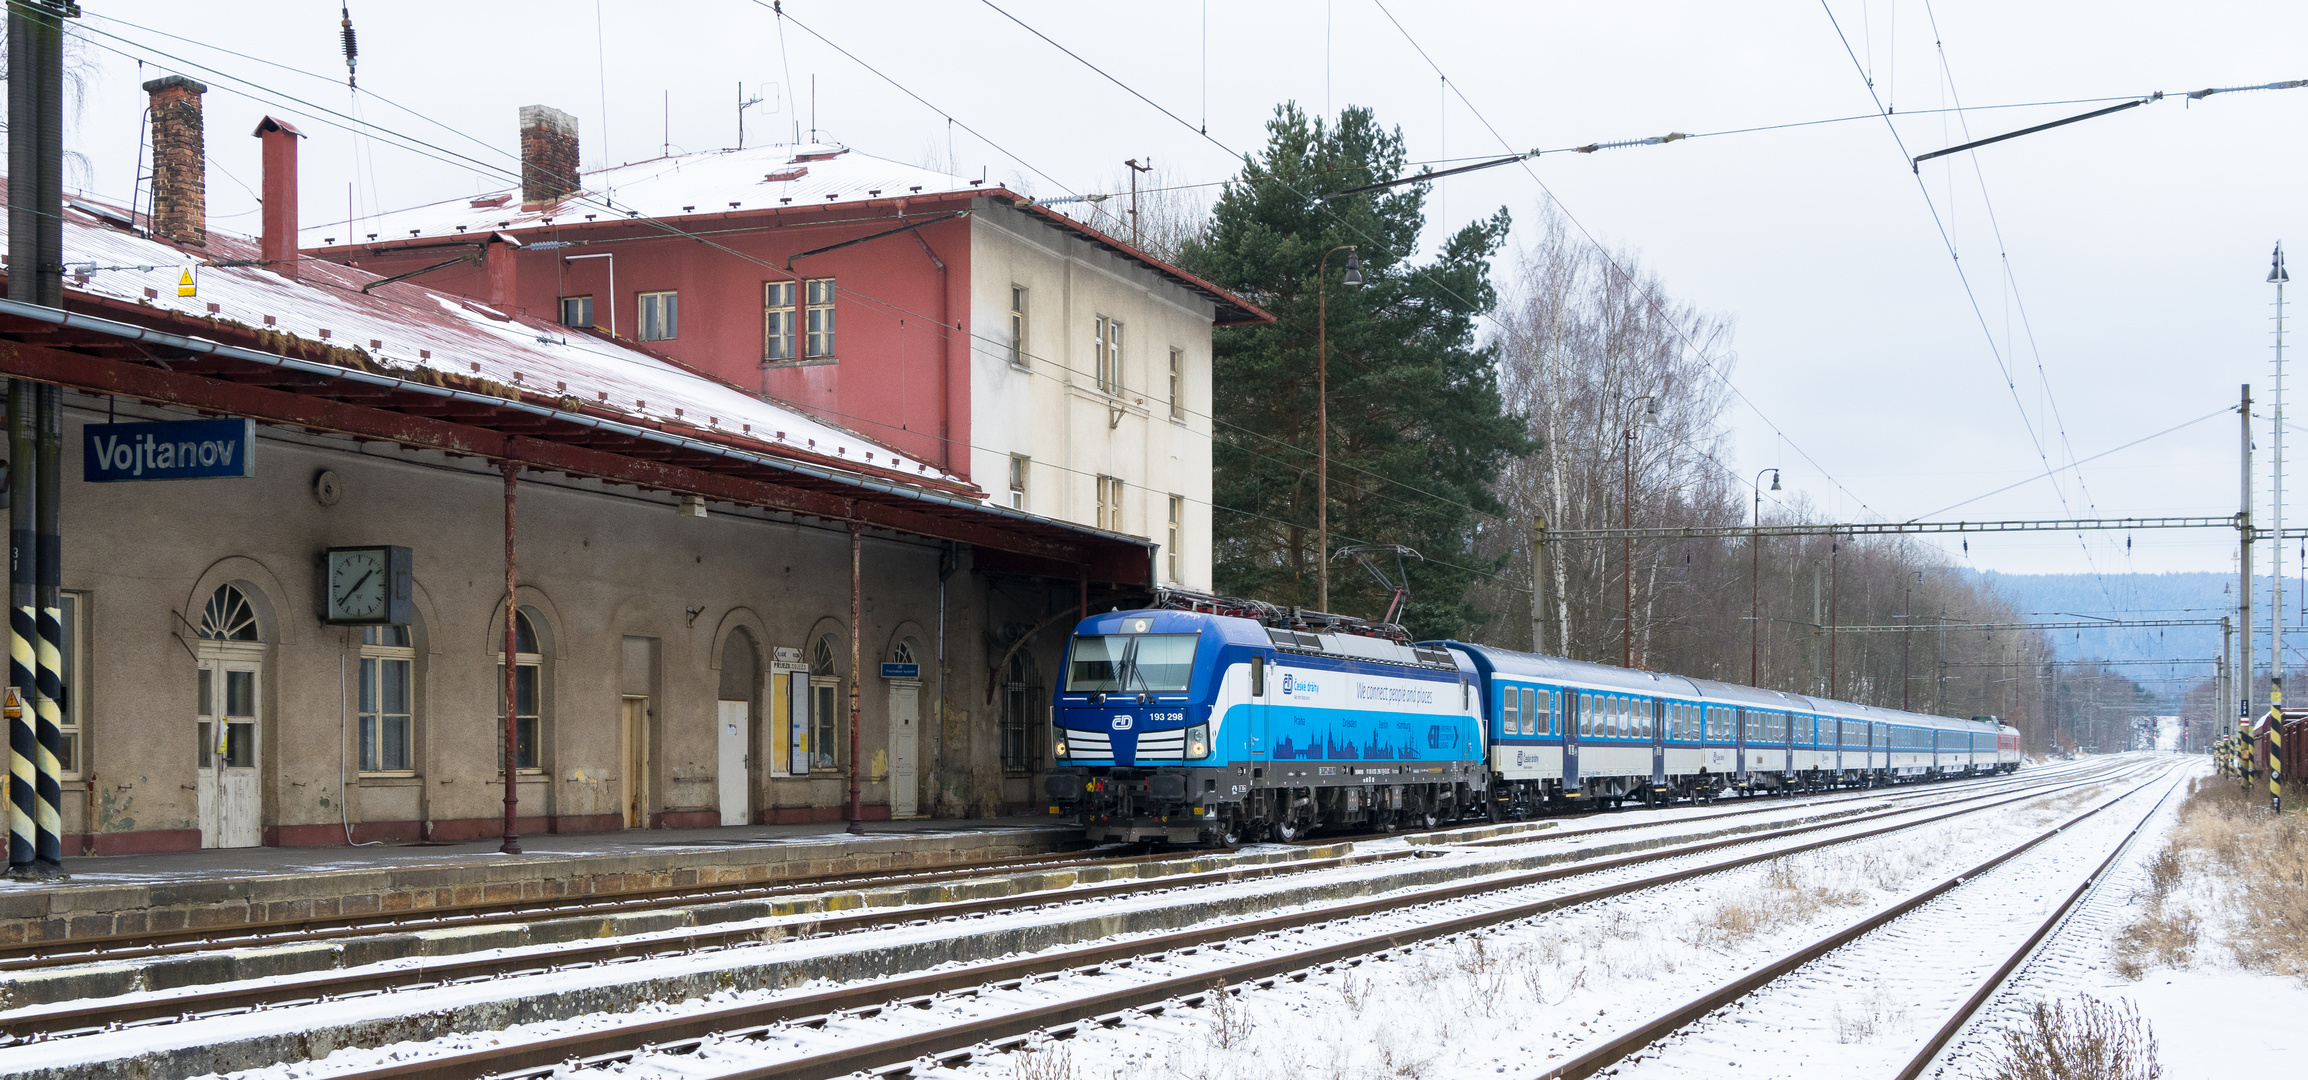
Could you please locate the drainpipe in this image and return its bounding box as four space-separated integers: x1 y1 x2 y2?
847 520 864 834
500 458 522 854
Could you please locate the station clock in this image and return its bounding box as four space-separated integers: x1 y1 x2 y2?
322 545 415 625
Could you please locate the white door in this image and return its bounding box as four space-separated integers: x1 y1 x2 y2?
718 700 750 826
789 673 812 776
888 682 920 818
196 656 262 848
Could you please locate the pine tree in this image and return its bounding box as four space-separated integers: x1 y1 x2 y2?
1179 103 1531 638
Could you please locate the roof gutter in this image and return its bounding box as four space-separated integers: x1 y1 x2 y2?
0 295 1151 551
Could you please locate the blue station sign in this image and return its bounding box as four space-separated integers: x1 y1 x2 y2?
83 419 256 482
880 663 921 679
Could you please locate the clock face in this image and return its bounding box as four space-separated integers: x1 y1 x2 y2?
328 549 388 621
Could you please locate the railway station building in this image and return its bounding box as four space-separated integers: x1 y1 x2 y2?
0 75 1260 854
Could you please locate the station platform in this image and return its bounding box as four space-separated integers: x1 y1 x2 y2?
0 815 1079 947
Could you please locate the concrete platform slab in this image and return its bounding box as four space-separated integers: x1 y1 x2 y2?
0 817 1080 948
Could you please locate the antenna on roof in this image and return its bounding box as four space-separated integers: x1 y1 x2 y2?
339 4 359 88
737 82 765 149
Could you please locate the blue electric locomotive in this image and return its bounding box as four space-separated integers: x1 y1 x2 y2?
1044 603 1483 843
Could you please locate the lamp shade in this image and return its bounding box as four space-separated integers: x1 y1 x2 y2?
1342 251 1363 287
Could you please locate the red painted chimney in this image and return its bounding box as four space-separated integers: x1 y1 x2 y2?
519 105 580 210
252 116 305 280
142 75 209 246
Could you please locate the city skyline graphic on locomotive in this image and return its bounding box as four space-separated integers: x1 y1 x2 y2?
1045 591 2021 844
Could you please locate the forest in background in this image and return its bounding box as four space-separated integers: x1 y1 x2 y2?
1053 102 2181 755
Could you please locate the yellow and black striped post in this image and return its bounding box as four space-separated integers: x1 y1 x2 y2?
2272 714 2285 813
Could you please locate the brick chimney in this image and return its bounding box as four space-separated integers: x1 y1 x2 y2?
252 116 305 280
142 75 209 246
519 105 580 210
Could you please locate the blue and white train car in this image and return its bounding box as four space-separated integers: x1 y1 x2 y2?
1447 643 1707 812
1046 607 1483 843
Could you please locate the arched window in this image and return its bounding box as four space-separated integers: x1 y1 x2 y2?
496 610 544 771
1000 650 1044 774
359 624 416 773
808 633 841 770
199 584 261 640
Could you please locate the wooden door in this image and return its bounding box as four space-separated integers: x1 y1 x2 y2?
622 695 651 828
196 656 262 848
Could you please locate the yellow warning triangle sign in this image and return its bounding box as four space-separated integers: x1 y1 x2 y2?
177 266 196 297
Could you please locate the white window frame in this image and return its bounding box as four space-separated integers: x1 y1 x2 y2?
1168 347 1185 420
358 625 417 776
559 294 594 330
763 280 797 361
638 290 678 341
1096 475 1124 532
804 278 837 358
1166 494 1183 582
1009 454 1030 510
1093 314 1122 395
809 634 842 772
57 591 83 779
495 611 546 774
1008 285 1028 368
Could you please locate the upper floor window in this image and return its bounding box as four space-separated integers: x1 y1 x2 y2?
805 278 837 358
1096 474 1125 532
560 295 594 330
639 290 679 341
1168 347 1185 420
359 625 415 774
1009 454 1030 510
1008 286 1028 367
764 281 797 361
1166 494 1184 582
1093 315 1122 394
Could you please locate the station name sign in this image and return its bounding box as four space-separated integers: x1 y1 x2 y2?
83 419 256 481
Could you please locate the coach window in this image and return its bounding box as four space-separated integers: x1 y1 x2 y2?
1578 693 1592 737
1522 688 1537 736
1541 690 1555 735
1502 687 1520 735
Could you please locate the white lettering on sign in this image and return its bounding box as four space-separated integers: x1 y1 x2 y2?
91 431 239 477
1354 681 1435 704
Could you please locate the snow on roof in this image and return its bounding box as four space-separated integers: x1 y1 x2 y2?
302 143 985 246
15 192 968 490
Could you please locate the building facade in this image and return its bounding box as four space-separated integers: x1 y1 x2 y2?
308 108 1266 595
0 78 1162 854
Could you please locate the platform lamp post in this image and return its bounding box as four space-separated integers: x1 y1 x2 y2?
1314 244 1362 614
1749 468 1779 685
1623 396 1659 669
2270 240 2289 811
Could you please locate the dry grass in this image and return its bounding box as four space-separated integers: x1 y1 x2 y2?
2113 776 2308 981
1685 856 1871 951
1012 1036 1074 1080
1973 995 2160 1080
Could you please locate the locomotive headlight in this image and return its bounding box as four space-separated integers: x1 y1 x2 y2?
1054 737 1069 759
1185 723 1212 759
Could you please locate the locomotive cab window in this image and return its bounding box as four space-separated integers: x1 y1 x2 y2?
1066 633 1197 692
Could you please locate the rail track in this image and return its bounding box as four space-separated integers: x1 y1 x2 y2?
0 766 2083 1044
138 761 2142 1080
1532 760 2184 1079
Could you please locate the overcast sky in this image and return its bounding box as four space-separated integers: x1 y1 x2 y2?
45 1 2308 580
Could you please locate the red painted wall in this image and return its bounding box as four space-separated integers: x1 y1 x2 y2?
331 204 974 476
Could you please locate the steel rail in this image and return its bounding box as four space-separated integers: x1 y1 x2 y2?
1 767 2087 1042
1532 763 2181 1079
285 764 2141 1080
0 844 1414 1040
1889 768 2190 1080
